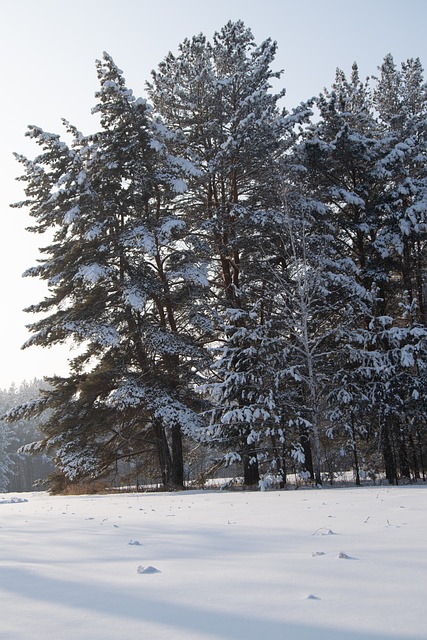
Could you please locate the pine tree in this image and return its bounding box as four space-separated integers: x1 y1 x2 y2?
11 54 207 490
369 57 427 481
374 55 427 323
296 61 427 484
148 21 292 484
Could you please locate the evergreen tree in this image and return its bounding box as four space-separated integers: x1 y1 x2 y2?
148 21 292 484
374 55 427 323
11 54 206 490
369 57 427 481
296 62 427 484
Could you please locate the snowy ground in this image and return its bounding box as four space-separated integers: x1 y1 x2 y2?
1 485 426 640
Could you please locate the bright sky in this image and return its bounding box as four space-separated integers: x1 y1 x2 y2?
1 0 426 389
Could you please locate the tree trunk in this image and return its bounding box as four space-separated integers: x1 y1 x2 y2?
382 418 398 485
242 449 260 486
408 432 420 480
415 239 426 323
270 433 287 488
416 427 426 481
154 420 172 489
311 418 322 486
300 431 315 481
170 423 184 489
351 415 361 486
398 426 410 480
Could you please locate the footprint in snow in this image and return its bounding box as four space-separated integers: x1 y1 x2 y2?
128 540 143 546
312 551 326 557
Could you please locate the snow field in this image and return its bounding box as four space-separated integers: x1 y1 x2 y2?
0 486 426 639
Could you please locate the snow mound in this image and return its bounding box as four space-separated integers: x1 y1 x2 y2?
128 540 143 546
338 551 356 559
137 565 161 574
0 497 29 505
305 594 321 600
312 527 335 536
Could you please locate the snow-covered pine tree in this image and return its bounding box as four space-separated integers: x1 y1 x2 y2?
203 303 286 485
332 298 427 484
148 21 292 485
361 57 427 482
373 55 427 324
298 64 389 295
10 54 207 490
296 61 427 484
284 65 386 483
259 183 369 485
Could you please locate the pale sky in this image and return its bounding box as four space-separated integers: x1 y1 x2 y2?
1 0 426 389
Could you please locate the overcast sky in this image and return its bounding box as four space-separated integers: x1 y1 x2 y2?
1 0 427 389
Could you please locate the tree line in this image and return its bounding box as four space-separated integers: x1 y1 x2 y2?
6 21 427 491
0 380 54 491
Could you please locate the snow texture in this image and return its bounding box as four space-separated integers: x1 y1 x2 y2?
0 486 425 640
74 264 111 285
